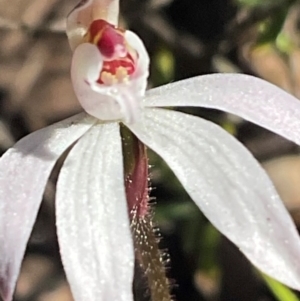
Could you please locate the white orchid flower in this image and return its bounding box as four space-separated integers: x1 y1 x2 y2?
1 0 300 300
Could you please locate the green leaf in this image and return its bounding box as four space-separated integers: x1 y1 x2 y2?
261 273 300 301
152 47 175 85
257 7 289 45
276 32 295 54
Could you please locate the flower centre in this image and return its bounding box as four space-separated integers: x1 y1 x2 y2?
85 19 137 85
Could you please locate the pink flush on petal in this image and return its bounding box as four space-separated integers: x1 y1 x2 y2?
85 19 138 85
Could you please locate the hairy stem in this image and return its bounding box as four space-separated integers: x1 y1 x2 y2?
131 211 172 301
121 125 172 301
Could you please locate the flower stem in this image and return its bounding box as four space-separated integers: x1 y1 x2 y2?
131 211 173 301
121 125 172 301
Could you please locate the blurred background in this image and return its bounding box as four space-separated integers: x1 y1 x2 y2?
1 0 300 300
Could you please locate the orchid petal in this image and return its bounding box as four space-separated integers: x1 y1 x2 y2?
0 113 96 301
128 108 300 290
56 122 134 301
67 0 119 50
144 73 300 146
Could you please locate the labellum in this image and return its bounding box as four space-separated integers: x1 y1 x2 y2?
84 19 137 85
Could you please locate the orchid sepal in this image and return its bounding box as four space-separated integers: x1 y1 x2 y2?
128 107 300 290
56 122 134 301
0 113 96 301
144 73 300 146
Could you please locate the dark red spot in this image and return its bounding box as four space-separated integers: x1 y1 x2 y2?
88 19 110 39
88 19 125 58
98 26 124 58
